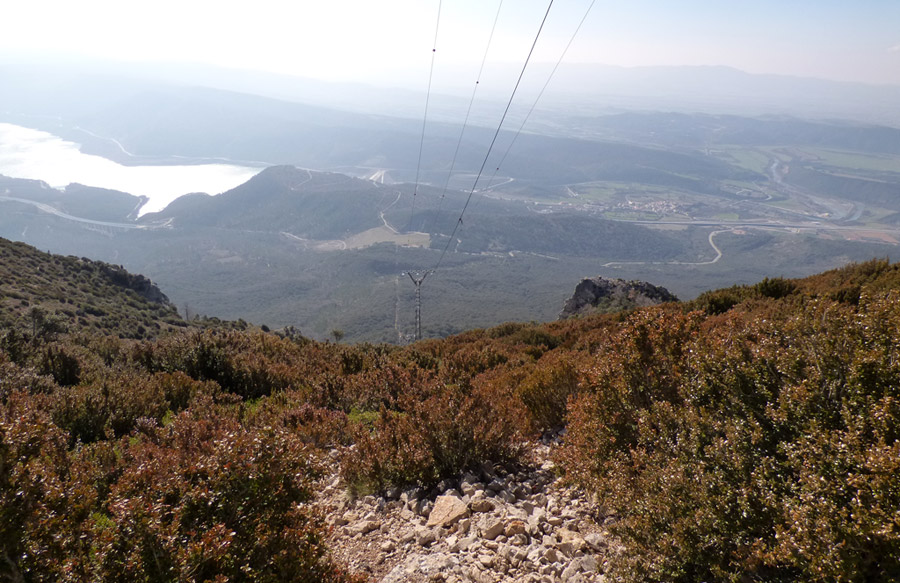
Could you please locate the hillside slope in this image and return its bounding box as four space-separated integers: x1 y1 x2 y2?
2 257 900 581
142 165 386 239
0 237 185 339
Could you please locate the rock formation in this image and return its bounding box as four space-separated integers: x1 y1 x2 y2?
559 276 678 319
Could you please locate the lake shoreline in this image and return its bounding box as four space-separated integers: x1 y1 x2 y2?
0 122 265 215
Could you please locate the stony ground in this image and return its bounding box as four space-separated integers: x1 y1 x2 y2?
315 443 618 583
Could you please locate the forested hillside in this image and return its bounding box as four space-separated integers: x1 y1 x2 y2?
2 245 899 581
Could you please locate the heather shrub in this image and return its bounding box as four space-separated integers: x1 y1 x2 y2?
1 392 99 582
51 372 169 443
316 359 429 412
0 357 59 399
762 294 900 579
129 330 305 399
754 276 796 299
63 371 226 437
342 380 530 492
92 415 357 583
152 370 222 413
36 341 84 386
0 326 31 364
439 340 513 382
690 285 747 314
516 352 582 432
561 296 900 582
245 390 352 448
489 322 561 358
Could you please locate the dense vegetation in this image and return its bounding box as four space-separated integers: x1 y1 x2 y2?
2 242 900 581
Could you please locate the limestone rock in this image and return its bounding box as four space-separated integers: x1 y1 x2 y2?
427 494 470 528
470 498 495 513
505 520 527 537
579 555 599 573
317 442 610 583
351 519 380 535
415 527 437 547
482 519 505 540
583 533 605 550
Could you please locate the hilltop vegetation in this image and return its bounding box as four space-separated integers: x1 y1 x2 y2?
142 167 387 239
2 244 900 581
0 238 185 340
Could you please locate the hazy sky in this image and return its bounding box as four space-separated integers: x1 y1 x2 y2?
2 0 899 86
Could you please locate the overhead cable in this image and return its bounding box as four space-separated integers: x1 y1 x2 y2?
477 0 598 203
424 0 505 234
408 0 443 233
434 0 556 270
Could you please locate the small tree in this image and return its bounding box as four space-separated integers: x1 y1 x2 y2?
27 306 67 344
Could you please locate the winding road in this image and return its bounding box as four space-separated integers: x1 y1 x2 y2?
0 194 154 230
603 229 728 268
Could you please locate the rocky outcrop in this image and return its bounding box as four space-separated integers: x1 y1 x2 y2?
317 444 617 583
559 276 677 319
97 263 170 304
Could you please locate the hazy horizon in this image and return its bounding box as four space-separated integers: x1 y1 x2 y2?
3 1 899 90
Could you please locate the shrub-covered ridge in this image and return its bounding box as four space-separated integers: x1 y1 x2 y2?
0 238 183 340
2 254 900 581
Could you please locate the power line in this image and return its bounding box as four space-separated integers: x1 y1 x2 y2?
402 0 442 342
477 0 598 203
407 0 443 234
434 0 556 270
424 0 505 235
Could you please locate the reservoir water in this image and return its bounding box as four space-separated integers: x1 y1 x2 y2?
0 123 263 215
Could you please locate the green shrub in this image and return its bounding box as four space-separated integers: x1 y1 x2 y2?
516 352 582 432
51 372 169 443
755 276 797 299
37 342 83 386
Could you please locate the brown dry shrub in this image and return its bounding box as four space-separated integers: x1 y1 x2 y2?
1 392 99 582
92 415 360 583
341 379 530 492
560 298 900 582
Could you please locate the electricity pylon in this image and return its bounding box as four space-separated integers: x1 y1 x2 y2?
406 270 432 341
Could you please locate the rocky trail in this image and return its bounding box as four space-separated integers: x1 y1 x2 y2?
315 443 617 582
